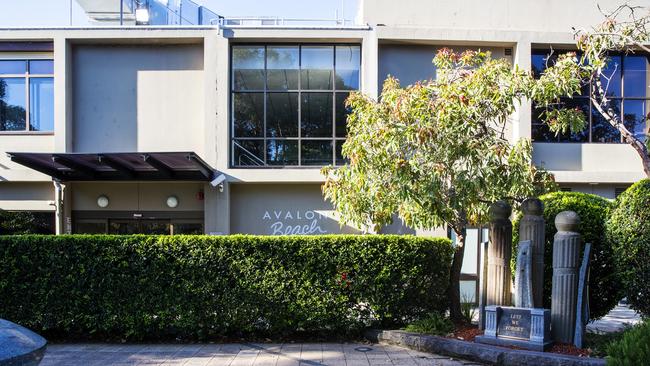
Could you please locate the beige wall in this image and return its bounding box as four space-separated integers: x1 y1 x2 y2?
72 44 205 154
229 183 362 235
71 182 205 211
361 0 632 32
0 182 54 211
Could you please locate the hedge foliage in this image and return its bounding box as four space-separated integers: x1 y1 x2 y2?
606 179 650 317
512 191 620 319
0 234 453 341
605 320 650 366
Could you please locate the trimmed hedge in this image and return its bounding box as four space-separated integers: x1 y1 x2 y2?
512 191 620 319
606 179 650 316
605 320 650 366
0 234 453 341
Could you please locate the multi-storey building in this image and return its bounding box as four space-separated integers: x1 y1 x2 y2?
1 0 647 240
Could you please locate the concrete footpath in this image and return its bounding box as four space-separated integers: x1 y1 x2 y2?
41 342 484 366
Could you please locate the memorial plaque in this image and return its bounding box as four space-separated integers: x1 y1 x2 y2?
497 308 531 340
476 306 553 351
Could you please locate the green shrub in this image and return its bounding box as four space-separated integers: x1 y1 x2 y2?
0 211 54 234
403 312 454 336
606 179 650 316
605 321 650 366
512 191 619 319
0 234 453 341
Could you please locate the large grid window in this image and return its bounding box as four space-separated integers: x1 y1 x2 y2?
532 50 649 143
0 59 54 132
231 45 360 167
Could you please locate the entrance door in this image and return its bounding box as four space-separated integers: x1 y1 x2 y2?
108 219 171 234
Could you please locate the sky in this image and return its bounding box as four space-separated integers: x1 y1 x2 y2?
0 0 359 27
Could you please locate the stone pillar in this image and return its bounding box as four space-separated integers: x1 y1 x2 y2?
519 198 545 308
487 200 513 306
551 211 581 344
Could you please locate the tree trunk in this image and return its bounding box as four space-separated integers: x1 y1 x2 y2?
448 227 466 323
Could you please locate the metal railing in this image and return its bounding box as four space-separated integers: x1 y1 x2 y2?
219 16 358 28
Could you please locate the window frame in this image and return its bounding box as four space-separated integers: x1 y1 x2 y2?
229 43 361 168
0 58 54 135
531 49 650 144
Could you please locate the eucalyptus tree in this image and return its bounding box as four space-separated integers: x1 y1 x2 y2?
322 49 579 322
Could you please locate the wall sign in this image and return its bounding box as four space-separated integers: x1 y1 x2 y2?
262 210 328 235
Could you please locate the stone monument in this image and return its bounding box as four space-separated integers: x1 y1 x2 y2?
519 197 545 308
514 240 533 308
574 243 592 349
486 200 512 306
551 211 581 344
478 240 489 330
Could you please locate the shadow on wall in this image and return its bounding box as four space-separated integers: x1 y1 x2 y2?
72 44 204 153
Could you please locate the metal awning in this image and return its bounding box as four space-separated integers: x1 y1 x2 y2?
6 152 216 181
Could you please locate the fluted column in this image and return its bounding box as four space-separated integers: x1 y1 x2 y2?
551 211 581 344
519 198 545 308
486 200 512 306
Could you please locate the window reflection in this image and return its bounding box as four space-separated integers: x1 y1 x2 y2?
623 100 649 142
231 45 360 166
267 46 299 90
301 93 333 137
592 100 621 143
233 46 265 90
233 93 264 137
301 46 334 90
623 55 650 98
29 78 54 131
0 78 26 131
267 92 298 137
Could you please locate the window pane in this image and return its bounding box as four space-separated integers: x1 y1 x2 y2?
0 77 26 131
301 92 333 137
28 60 53 74
558 98 589 142
335 140 348 165
173 222 204 235
109 220 140 234
233 139 265 166
233 93 264 137
531 53 548 78
601 56 622 98
623 100 648 142
141 221 171 235
592 99 621 143
75 221 107 234
301 46 333 90
301 140 333 166
232 46 265 90
267 139 298 165
267 46 299 90
531 123 557 142
623 55 649 97
267 92 298 137
0 60 26 74
29 78 54 131
335 45 360 90
335 92 351 137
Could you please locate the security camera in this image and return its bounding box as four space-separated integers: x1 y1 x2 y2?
210 173 226 188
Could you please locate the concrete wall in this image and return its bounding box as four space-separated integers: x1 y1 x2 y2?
361 0 633 32
71 182 205 211
379 44 506 89
0 182 54 211
229 183 362 235
72 44 205 154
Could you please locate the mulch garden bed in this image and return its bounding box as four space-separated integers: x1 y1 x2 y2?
448 324 594 357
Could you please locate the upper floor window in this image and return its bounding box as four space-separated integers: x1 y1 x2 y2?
531 49 649 143
0 59 54 133
231 44 360 167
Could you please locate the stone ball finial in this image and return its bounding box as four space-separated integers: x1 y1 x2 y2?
555 210 580 232
521 197 544 216
489 200 512 220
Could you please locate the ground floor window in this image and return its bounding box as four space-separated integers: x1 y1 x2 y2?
0 210 55 234
73 212 204 235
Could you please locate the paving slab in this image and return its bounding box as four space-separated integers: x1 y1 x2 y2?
41 343 481 366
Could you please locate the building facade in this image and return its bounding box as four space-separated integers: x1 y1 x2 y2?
1 0 648 239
